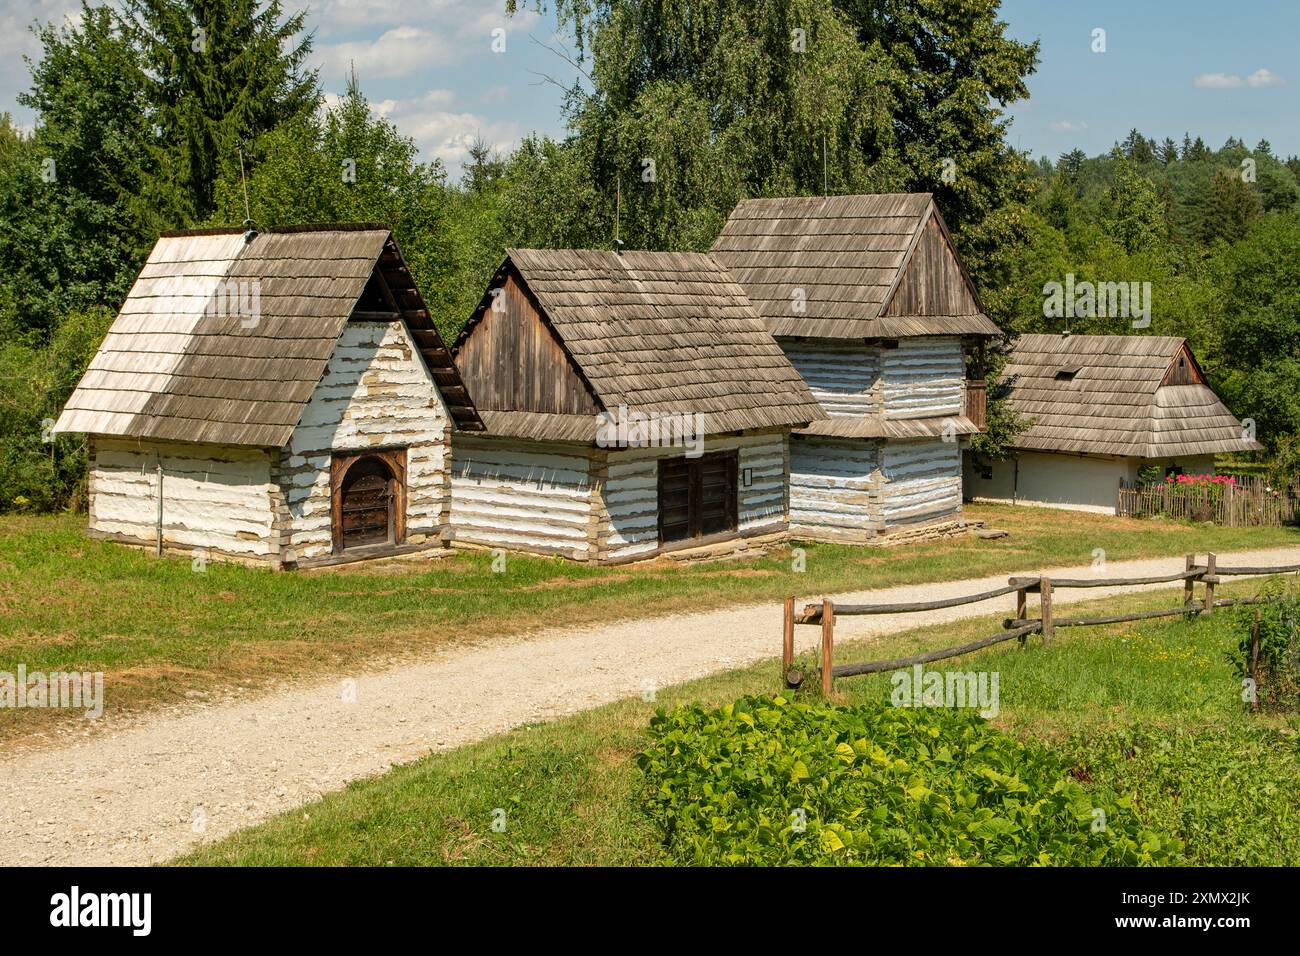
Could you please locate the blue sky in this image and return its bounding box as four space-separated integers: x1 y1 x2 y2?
2 0 1296 175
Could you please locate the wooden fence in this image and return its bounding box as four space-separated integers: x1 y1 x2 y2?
782 553 1300 694
1116 475 1300 527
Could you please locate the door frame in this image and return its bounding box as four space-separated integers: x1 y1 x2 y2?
330 447 408 554
656 450 739 544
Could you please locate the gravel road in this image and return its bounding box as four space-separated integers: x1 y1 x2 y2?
2 544 1295 866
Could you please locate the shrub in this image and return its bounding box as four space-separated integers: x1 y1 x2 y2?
636 695 1181 866
1227 578 1300 709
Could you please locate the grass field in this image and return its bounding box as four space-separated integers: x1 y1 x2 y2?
1 504 1297 741
178 577 1300 866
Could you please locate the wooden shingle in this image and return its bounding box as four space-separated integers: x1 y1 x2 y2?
1005 334 1261 458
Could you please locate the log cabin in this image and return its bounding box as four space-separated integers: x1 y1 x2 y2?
448 248 825 562
963 333 1262 513
53 224 482 567
710 194 1002 543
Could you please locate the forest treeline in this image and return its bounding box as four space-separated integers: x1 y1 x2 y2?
2 0 1297 512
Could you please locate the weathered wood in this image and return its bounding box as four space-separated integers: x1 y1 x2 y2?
1204 552 1217 615
797 582 1020 622
1040 577 1054 646
831 623 1041 677
1184 554 1196 608
1009 568 1202 590
1215 562 1300 576
821 599 834 696
1015 586 1028 646
782 595 795 681
1250 609 1261 712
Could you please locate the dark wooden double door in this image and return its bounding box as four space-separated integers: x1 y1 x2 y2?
657 451 739 544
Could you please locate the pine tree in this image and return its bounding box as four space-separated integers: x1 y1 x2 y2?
122 0 319 223
1196 168 1262 244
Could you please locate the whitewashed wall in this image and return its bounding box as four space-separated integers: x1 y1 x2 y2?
881 337 964 420
450 436 594 556
601 432 787 560
788 436 882 541
280 321 450 560
964 451 1217 514
89 438 277 558
880 439 962 527
777 338 880 417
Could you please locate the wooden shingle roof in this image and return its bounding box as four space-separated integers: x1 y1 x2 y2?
457 248 824 437
55 225 479 447
1005 334 1261 458
711 193 1002 339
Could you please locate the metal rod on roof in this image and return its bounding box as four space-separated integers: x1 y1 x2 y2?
822 135 828 196
614 176 623 253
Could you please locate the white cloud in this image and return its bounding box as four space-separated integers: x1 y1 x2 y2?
1195 73 1244 89
1195 69 1285 89
310 0 542 41
1247 68 1285 88
1049 120 1088 132
315 26 448 83
369 92 522 174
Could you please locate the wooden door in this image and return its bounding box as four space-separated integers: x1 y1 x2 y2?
330 449 407 554
657 451 738 544
341 458 392 548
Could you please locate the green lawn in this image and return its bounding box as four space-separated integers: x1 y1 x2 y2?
179 578 1300 867
1 505 1297 741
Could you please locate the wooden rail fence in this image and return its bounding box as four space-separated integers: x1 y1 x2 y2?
782 553 1300 694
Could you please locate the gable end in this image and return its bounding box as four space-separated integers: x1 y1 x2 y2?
882 208 985 318
453 261 602 416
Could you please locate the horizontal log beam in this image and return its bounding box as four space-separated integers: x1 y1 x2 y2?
825 623 1042 678
795 583 1021 623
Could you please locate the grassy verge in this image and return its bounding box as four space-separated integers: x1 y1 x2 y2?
1 505 1296 741
179 577 1300 866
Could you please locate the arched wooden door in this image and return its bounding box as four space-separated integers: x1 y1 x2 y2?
330 449 407 554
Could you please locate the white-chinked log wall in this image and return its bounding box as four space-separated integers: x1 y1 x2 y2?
88 438 277 559
776 338 880 417
600 432 787 561
450 436 594 556
881 336 963 420
880 438 961 527
280 321 450 560
788 436 882 542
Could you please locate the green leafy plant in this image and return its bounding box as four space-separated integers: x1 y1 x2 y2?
636 695 1181 866
1228 578 1300 709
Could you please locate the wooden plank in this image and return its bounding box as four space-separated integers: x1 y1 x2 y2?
1040 578 1054 646
783 595 795 681
821 599 834 696
1204 552 1216 615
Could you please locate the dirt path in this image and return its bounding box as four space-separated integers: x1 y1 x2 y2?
2 545 1295 866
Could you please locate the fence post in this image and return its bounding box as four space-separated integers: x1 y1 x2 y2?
1183 554 1196 608
1015 585 1028 647
1040 578 1054 646
783 595 795 678
1204 553 1217 614
1250 609 1261 712
821 599 834 697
